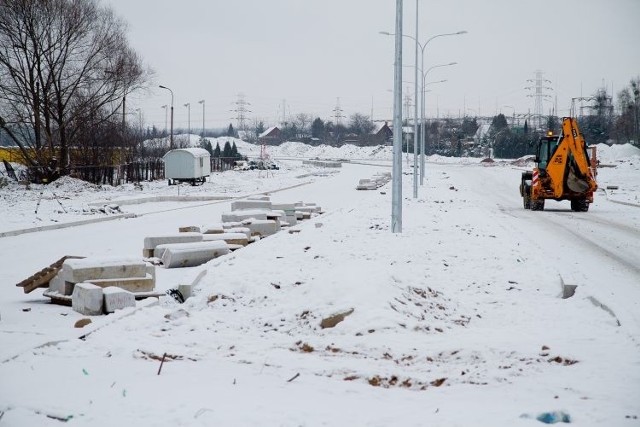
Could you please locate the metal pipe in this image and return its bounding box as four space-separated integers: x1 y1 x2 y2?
412 0 419 198
392 0 403 233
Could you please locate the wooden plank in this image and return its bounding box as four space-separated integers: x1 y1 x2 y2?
16 255 84 294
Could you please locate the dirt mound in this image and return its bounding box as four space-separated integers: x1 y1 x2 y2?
511 156 535 167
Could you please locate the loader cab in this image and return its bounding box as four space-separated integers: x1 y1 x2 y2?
536 132 560 170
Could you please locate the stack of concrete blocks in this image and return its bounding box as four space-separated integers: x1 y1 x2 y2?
154 240 230 268
302 159 342 168
202 218 280 243
272 202 297 226
223 199 282 237
56 257 155 315
238 219 280 237
72 284 136 315
143 232 231 268
373 172 392 187
202 232 249 247
294 202 322 220
356 172 391 190
230 199 272 211
356 179 378 190
143 232 203 258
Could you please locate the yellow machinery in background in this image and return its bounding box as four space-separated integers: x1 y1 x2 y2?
519 117 598 211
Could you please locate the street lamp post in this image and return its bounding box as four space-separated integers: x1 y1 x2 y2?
380 29 467 186
421 62 457 184
198 99 205 140
159 85 174 149
412 0 419 199
184 103 191 145
391 0 403 233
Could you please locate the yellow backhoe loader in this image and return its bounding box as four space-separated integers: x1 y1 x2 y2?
519 117 597 211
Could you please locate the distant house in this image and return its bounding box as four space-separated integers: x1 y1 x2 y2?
258 126 282 145
474 123 491 145
373 122 393 145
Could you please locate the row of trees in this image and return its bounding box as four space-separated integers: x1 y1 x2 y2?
202 140 244 160
1 1 636 181
249 113 377 145
0 0 150 182
488 79 639 158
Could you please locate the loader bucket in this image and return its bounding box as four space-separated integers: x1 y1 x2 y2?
566 168 590 193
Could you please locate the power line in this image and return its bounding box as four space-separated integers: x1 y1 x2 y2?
332 97 345 125
525 70 553 130
231 93 251 131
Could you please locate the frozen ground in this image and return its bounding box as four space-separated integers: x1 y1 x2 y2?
0 141 639 426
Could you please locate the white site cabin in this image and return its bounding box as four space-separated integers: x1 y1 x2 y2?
163 148 211 185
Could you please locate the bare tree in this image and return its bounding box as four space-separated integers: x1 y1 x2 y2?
348 113 375 135
294 113 312 138
0 0 150 180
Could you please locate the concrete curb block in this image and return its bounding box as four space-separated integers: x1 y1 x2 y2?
0 213 137 239
0 180 315 239
88 195 232 207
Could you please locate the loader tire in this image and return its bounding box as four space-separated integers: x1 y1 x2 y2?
571 198 589 212
531 199 545 211
523 192 531 209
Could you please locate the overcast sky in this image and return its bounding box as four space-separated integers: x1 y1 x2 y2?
105 0 640 131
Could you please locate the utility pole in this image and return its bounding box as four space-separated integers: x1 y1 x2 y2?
232 93 251 133
198 100 205 140
412 0 418 199
161 105 168 136
281 99 287 125
391 0 403 233
184 103 191 144
333 97 345 126
525 70 552 131
159 85 174 149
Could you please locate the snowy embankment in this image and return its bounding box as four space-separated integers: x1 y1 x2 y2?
0 142 639 426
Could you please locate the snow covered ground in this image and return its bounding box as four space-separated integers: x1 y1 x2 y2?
0 140 639 426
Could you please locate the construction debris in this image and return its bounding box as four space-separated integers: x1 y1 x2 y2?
16 255 84 293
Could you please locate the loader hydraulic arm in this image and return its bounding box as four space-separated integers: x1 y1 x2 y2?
562 118 595 180
542 117 597 197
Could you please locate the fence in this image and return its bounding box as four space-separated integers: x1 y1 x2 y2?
6 154 241 186
211 157 236 172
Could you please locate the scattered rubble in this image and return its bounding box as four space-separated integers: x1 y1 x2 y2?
320 308 355 329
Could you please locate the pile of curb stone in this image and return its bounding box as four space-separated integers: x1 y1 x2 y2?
42 256 159 314
356 172 391 190
142 195 322 270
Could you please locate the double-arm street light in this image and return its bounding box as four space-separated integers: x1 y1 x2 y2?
380 29 466 186
159 85 174 149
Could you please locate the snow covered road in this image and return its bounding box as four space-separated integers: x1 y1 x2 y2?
1 159 639 426
455 162 640 334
